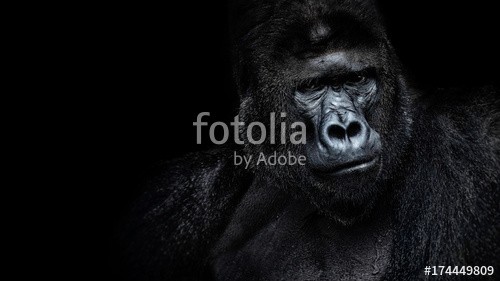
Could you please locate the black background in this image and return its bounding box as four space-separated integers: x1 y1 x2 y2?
79 1 499 279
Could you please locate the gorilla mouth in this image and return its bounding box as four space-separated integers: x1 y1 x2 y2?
314 156 379 177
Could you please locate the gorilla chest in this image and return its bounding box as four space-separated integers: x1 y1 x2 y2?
213 207 392 281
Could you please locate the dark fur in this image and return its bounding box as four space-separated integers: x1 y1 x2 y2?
119 1 500 280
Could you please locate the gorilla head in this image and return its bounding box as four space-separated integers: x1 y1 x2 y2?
232 0 415 224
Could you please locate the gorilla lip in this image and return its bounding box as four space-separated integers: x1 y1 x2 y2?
314 155 379 176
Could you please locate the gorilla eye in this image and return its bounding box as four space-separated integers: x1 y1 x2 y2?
343 71 376 95
297 80 327 94
345 73 367 86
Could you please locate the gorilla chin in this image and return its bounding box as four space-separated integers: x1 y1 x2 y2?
305 151 384 226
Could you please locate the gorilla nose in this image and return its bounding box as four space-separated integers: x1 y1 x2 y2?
322 118 369 151
328 122 363 141
309 110 382 174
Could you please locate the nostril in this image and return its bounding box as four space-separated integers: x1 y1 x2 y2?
328 125 346 140
346 122 362 138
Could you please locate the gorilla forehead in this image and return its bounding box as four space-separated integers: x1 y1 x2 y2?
231 0 392 95
235 0 385 43
290 51 379 81
234 0 388 72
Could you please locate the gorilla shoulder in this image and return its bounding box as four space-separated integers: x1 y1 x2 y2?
135 148 249 226
421 86 500 150
153 149 233 192
121 148 250 280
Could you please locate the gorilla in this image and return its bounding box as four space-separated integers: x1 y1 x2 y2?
119 0 499 280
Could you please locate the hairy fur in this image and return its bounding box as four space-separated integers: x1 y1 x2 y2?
119 1 500 280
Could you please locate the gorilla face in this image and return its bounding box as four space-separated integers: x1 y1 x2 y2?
236 0 413 224
294 51 382 184
290 48 395 224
